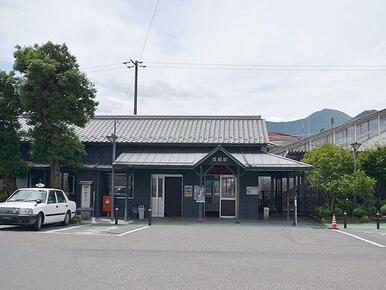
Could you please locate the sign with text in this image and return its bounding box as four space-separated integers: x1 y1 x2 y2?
80 181 93 208
184 185 193 198
246 186 259 195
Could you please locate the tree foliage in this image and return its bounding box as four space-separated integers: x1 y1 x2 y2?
13 42 98 187
358 146 386 199
31 126 85 169
335 171 375 199
302 144 354 210
0 70 29 194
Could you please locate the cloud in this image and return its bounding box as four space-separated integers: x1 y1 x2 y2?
0 0 385 121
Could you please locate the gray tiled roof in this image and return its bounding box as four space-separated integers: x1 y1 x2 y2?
20 115 268 144
232 152 312 170
81 115 268 144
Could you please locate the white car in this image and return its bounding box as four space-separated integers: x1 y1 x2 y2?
0 188 76 231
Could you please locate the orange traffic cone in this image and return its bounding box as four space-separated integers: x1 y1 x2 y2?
330 213 338 230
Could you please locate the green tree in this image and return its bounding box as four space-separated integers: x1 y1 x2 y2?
335 170 375 200
358 146 386 200
0 70 29 194
13 42 98 188
302 144 353 211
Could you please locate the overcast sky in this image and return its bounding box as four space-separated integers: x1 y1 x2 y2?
1 0 385 121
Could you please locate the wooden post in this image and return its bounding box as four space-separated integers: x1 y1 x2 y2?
199 166 203 222
286 175 290 220
293 174 298 226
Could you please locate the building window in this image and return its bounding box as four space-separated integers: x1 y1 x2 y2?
356 121 369 142
369 118 378 138
312 136 328 147
104 173 134 198
335 130 346 147
221 176 235 198
380 115 386 133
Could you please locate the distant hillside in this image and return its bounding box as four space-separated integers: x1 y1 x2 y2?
266 109 352 137
353 110 377 119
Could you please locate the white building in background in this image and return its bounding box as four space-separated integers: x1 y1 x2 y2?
271 109 386 157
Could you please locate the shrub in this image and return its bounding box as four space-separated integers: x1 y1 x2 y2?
315 207 332 220
364 205 377 217
352 208 367 219
360 215 370 223
0 192 8 202
336 198 355 214
71 215 82 224
334 207 344 217
380 205 386 216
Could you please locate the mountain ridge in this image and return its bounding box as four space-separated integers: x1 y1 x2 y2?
266 108 375 137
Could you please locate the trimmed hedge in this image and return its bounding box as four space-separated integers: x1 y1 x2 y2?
334 207 344 217
352 208 367 219
315 207 332 220
380 205 386 216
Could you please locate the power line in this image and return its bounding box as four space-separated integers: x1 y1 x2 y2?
120 0 160 114
145 61 386 68
83 63 122 70
146 65 386 72
84 61 386 73
86 67 127 73
138 0 160 60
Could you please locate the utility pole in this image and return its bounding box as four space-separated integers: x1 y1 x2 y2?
123 60 146 115
106 117 118 221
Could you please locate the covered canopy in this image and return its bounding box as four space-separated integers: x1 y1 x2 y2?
113 147 312 171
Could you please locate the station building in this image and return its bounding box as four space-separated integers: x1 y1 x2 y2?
13 115 313 220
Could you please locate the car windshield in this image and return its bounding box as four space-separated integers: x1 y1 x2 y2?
7 189 47 202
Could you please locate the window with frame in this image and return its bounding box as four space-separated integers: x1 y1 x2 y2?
104 173 134 198
380 115 386 133
369 118 378 138
221 176 235 198
47 191 57 204
56 191 66 203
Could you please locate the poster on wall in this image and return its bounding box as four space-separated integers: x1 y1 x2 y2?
194 186 206 203
246 186 259 195
184 185 193 197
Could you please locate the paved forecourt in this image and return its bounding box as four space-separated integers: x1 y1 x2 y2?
0 222 149 237
0 222 386 290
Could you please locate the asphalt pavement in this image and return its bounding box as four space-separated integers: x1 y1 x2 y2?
0 221 385 290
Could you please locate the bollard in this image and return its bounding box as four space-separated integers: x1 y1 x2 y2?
376 210 380 230
343 210 347 229
114 207 118 225
148 207 152 226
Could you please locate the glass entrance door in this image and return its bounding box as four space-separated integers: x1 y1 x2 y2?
220 175 236 218
205 175 220 216
151 176 164 217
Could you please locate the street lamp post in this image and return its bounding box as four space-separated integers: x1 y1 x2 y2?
350 141 361 173
107 118 118 221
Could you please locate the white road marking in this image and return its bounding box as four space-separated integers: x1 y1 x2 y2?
118 226 149 237
44 225 83 233
50 232 113 237
334 230 386 248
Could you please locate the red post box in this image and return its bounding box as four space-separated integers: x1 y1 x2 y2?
103 195 112 216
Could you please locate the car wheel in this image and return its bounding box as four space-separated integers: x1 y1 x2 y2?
63 211 71 226
33 213 43 231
